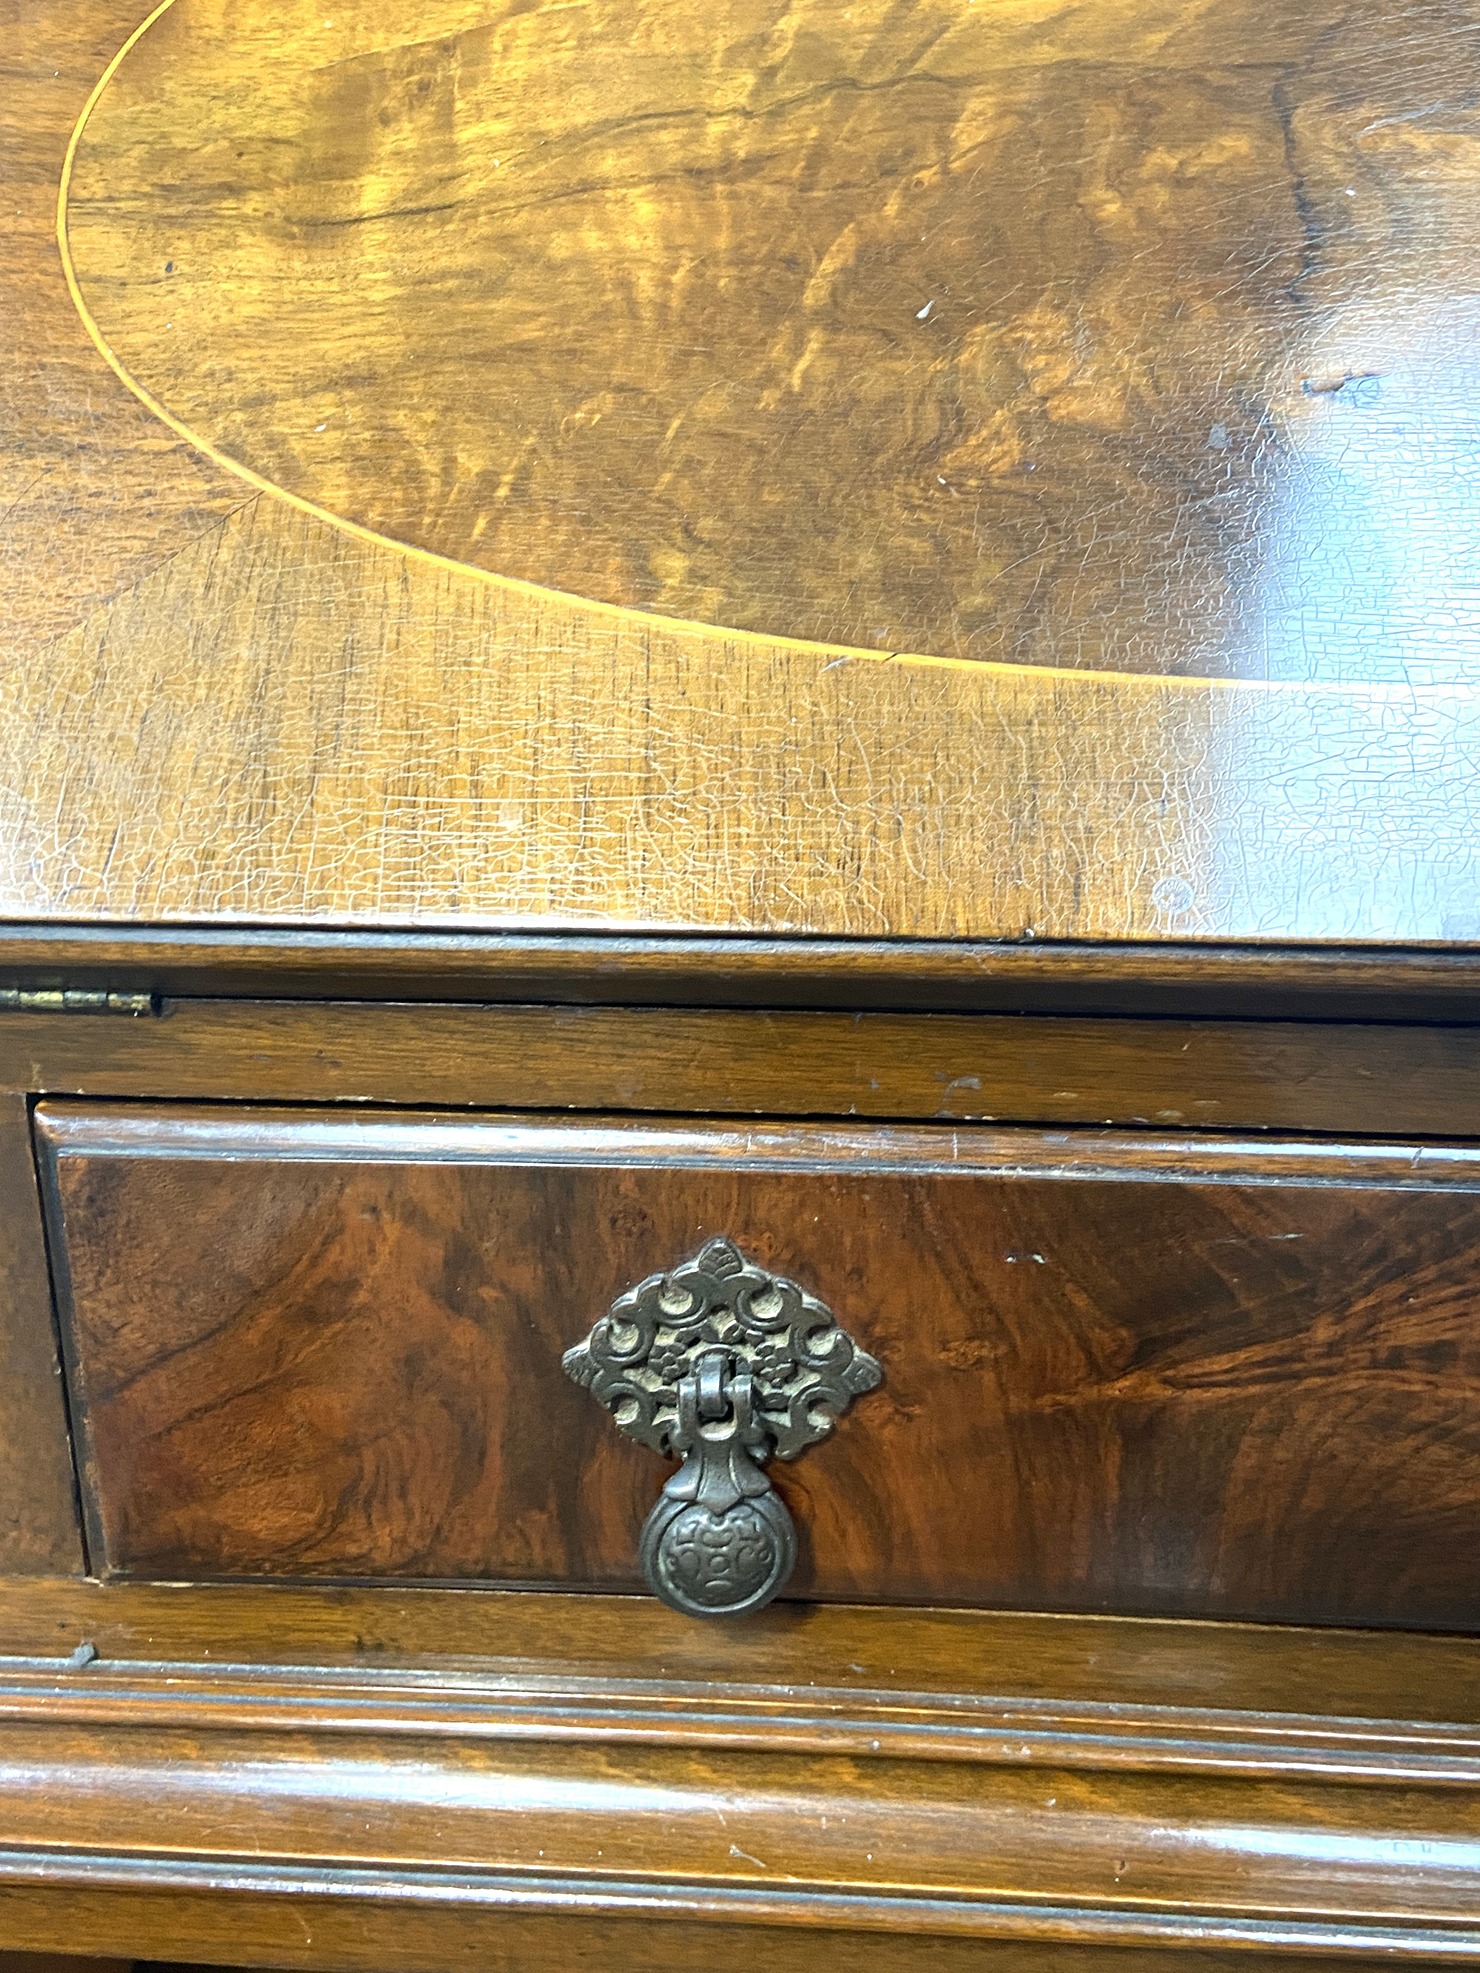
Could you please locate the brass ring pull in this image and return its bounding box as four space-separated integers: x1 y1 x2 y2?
563 1237 881 1617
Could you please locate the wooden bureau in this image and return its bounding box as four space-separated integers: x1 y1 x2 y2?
5 0 1480 1963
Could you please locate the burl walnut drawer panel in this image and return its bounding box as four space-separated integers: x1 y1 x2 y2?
36 1102 1480 1626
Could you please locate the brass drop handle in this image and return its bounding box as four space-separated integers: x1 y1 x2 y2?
563 1237 881 1617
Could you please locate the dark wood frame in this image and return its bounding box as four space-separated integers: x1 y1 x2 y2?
3 923 1480 1017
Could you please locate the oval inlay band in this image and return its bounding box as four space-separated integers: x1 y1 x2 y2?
59 0 1480 684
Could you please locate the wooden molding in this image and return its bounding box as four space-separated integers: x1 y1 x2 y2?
0 1580 1477 1966
7 997 1480 1135
3 923 1480 1017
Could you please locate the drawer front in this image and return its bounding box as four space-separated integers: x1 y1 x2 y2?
37 1103 1480 1627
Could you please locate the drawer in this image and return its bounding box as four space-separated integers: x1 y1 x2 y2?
37 1101 1480 1628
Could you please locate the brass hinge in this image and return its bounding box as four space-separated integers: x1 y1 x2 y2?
0 988 158 1016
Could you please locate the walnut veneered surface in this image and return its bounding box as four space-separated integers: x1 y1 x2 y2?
6 0 1480 941
63 0 1480 680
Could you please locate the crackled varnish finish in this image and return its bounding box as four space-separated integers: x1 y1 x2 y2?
37 1104 1480 1628
4 0 1480 941
0 0 245 655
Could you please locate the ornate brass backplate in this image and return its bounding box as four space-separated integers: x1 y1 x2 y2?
563 1236 881 1617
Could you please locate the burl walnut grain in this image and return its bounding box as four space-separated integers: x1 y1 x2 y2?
39 1105 1480 1628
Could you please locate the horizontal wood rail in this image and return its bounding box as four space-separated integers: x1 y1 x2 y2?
8 999 1480 1135
0 1582 1476 1969
4 925 1480 1018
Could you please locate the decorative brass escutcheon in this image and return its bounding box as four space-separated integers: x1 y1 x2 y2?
563 1236 881 1617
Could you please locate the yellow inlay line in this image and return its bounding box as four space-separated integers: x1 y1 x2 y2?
56 0 1465 700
